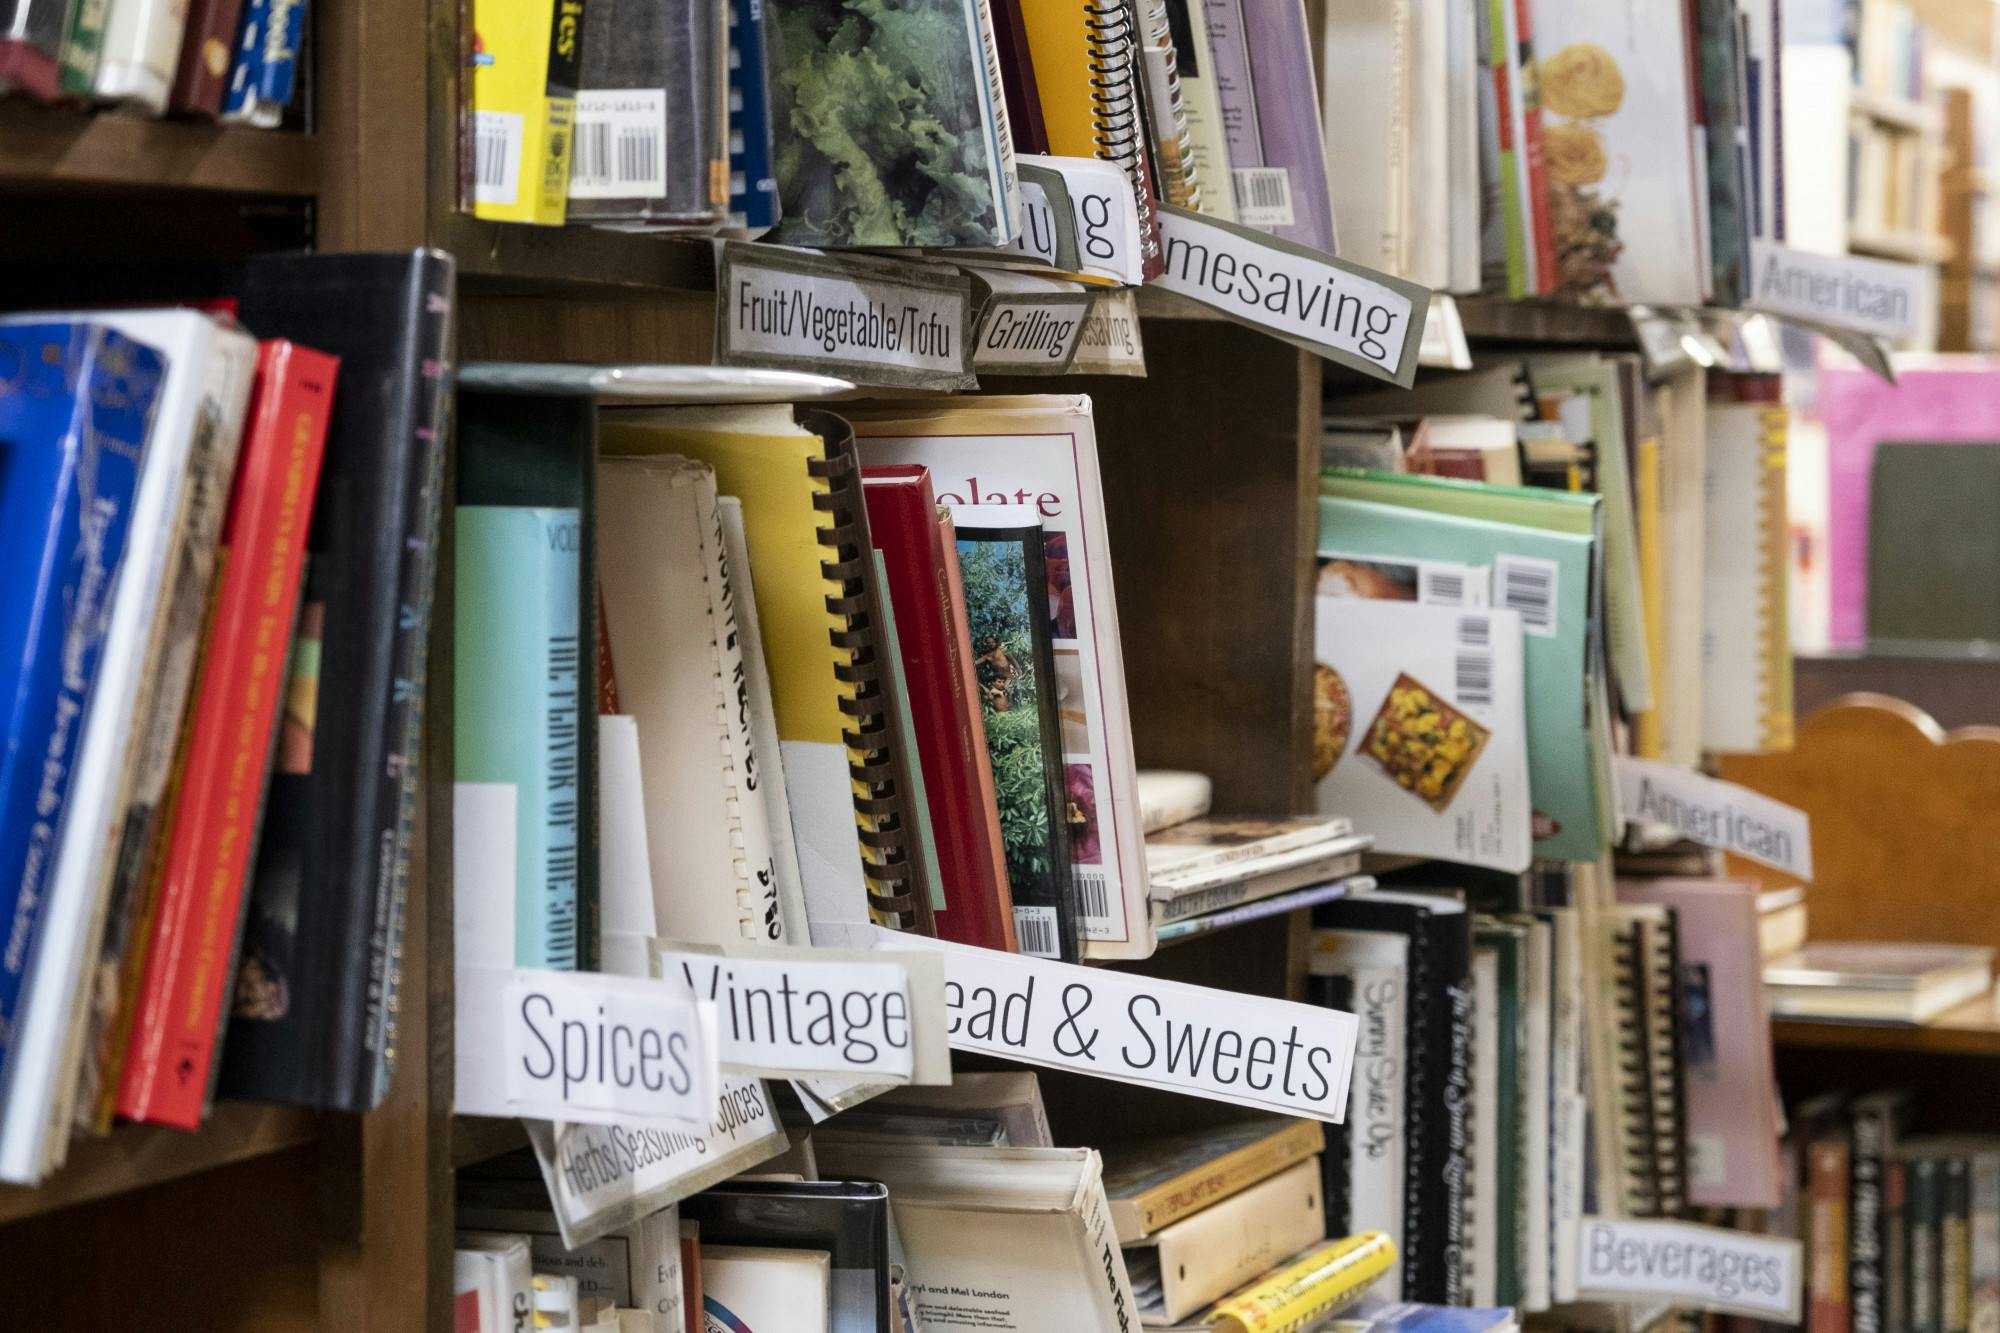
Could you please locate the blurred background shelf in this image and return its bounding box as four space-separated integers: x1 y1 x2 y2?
0 102 318 196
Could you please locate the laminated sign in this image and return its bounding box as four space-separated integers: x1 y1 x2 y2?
874 930 1358 1122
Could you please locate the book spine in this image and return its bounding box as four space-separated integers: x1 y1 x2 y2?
93 0 191 111
248 0 302 117
0 0 70 100
471 0 581 224
936 512 1015 950
357 268 455 1110
0 328 152 1074
1083 0 1163 274
1971 1156 2000 1333
1890 1159 1911 1333
1510 0 1557 293
1308 972 1353 1240
1136 0 1195 209
1135 1118 1326 1235
1944 1159 1972 1333
58 0 110 93
1439 948 1472 1306
1912 1158 1942 1333
1852 1103 1896 1333
725 0 779 230
219 0 267 122
168 0 248 114
1812 1138 1855 1333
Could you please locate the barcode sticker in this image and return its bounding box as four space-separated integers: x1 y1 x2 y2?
1233 167 1295 227
1454 613 1495 709
1074 869 1110 923
1014 905 1060 959
1494 554 1560 638
473 109 524 207
569 89 668 199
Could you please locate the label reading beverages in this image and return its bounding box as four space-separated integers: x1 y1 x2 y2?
874 930 1357 1122
475 969 716 1128
1576 1217 1803 1321
1616 757 1813 879
1150 204 1429 386
570 88 667 199
716 242 974 388
1749 240 1923 342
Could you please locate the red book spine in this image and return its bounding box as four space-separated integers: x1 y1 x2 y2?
1513 0 1559 293
117 340 337 1128
1812 1136 1855 1333
862 466 1018 953
166 0 248 117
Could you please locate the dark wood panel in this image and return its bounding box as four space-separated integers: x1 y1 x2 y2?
995 320 1319 817
0 103 318 195
1795 652 2000 730
458 291 720 365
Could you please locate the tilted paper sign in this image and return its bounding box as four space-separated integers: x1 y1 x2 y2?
715 242 975 390
873 930 1357 1122
1575 1217 1803 1322
649 941 951 1083
1615 757 1812 880
455 967 719 1129
1148 204 1430 387
1748 241 1923 343
969 269 1092 373
1070 288 1147 376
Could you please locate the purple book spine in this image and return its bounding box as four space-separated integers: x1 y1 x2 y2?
1240 0 1338 254
1203 0 1261 175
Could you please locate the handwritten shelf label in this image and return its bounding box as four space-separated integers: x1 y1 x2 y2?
1576 1217 1803 1322
1749 241 1923 343
715 242 974 390
1148 204 1430 387
1616 757 1813 880
873 929 1357 1122
651 942 949 1082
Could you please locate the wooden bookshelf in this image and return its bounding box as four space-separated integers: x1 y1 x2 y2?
1454 297 1638 348
1774 998 2000 1059
0 103 319 196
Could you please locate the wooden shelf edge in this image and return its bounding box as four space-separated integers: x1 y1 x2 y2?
0 1102 318 1227
439 214 715 295
1455 297 1639 348
1773 993 2000 1057
0 102 319 196
452 1115 528 1169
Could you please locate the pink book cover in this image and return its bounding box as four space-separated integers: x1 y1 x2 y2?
1615 876 1784 1209
1818 358 2000 647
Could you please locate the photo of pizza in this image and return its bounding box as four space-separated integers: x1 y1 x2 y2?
1313 663 1351 781
1358 672 1491 811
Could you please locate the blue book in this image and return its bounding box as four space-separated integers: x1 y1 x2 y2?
247 0 305 124
0 323 162 1057
455 505 583 969
220 0 269 124
727 0 779 231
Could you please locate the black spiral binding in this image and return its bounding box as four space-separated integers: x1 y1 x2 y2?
1647 912 1692 1218
1610 917 1661 1217
1085 0 1162 265
800 412 933 936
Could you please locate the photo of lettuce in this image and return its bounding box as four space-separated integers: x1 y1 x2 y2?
766 0 1007 247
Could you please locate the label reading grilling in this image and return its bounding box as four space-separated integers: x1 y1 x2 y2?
1149 204 1429 385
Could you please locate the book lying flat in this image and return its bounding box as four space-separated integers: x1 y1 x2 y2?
1127 1157 1327 1323
1765 943 1996 1026
1101 1116 1325 1244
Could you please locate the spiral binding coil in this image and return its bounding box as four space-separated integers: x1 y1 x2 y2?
1646 913 1691 1217
1610 919 1662 1216
801 418 930 936
1085 0 1162 264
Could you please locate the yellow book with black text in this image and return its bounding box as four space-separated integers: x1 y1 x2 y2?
469 0 581 224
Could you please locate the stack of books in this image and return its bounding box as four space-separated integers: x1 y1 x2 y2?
0 253 451 1186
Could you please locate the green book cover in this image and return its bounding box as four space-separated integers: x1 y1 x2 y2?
58 0 108 93
456 505 583 970
1318 494 1604 860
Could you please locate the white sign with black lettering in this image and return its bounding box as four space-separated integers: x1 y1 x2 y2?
1020 153 1145 285
650 942 949 1082
1149 205 1430 386
873 929 1357 1122
1576 1217 1803 1321
716 242 974 388
1749 240 1924 341
1615 757 1812 879
1071 288 1147 376
970 269 1091 373
464 969 718 1129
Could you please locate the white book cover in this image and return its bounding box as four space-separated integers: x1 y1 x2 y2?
1547 907 1587 1304
1312 598 1531 873
1469 944 1500 1307
1174 0 1237 222
0 310 253 1184
1520 916 1554 1314
718 497 812 945
1444 0 1483 293
849 397 1152 959
811 1142 1139 1333
598 716 660 977
702 1246 832 1333
1405 0 1453 288
93 0 191 110
1132 1157 1327 1322
597 456 780 948
1701 400 1786 753
1136 769 1213 834
1145 814 1356 890
455 1232 535 1333
461 1198 684 1316
1320 0 1411 277
1308 928 1408 1302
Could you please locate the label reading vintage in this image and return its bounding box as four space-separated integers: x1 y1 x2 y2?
874 930 1357 1122
1149 204 1430 385
486 969 716 1128
1615 757 1812 879
1576 1218 1803 1322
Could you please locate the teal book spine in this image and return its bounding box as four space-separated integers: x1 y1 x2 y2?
456 505 583 969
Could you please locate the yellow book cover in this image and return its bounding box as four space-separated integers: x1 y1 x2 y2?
601 405 925 937
470 0 582 225
1633 432 1664 759
1200 1232 1398 1333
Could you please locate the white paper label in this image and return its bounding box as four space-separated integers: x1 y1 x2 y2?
1150 204 1428 385
473 109 523 206
719 248 970 381
1025 155 1144 285
1071 288 1147 374
873 930 1357 1122
1748 240 1924 341
570 88 668 199
1494 554 1560 637
1616 757 1812 879
1575 1217 1803 1321
1418 293 1472 370
973 299 1085 369
1007 181 1061 267
467 969 716 1128
652 945 945 1081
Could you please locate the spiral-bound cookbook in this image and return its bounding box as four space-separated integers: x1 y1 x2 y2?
599 406 933 941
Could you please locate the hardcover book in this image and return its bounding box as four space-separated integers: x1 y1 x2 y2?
1125 1157 1327 1322
217 250 455 1116
849 396 1152 960
571 0 725 225
0 0 68 97
168 0 247 114
91 0 189 110
764 0 1018 247
1100 1115 1325 1244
